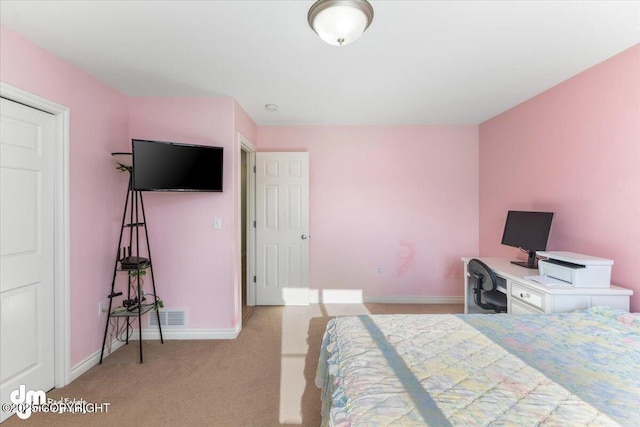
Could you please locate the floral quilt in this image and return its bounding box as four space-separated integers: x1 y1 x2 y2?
316 306 640 426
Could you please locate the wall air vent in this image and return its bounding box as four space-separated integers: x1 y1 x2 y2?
148 309 186 328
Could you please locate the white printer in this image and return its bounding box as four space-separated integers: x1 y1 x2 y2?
536 251 613 288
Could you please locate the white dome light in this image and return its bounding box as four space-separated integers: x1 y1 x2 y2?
308 0 374 46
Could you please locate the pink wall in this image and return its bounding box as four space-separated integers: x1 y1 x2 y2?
233 100 258 146
257 126 479 298
128 97 238 328
0 27 130 366
479 44 640 311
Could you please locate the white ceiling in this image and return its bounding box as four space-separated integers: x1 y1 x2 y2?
1 1 639 126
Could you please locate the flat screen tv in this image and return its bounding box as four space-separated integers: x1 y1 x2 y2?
501 210 554 268
132 139 223 192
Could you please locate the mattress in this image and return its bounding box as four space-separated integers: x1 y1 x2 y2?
316 306 640 426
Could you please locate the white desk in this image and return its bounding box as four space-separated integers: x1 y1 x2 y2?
462 257 633 314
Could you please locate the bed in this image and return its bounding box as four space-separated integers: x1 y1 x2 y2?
315 306 640 426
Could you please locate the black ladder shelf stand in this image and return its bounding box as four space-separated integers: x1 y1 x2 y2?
100 154 163 364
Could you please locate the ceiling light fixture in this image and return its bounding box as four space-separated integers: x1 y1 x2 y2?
308 0 374 46
265 104 279 112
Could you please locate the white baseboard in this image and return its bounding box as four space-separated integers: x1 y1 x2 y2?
282 288 311 306
70 339 126 382
70 326 240 382
307 289 463 305
134 325 241 340
309 289 363 304
364 296 464 304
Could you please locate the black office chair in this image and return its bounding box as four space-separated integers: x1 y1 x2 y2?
469 259 507 313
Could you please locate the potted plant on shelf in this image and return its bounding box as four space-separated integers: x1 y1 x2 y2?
127 265 164 310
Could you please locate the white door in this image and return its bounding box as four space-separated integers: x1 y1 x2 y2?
1 98 55 422
256 152 310 305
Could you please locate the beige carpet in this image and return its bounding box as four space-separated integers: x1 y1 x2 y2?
3 303 462 426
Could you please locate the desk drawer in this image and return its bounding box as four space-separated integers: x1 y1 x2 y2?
511 299 544 314
511 282 545 311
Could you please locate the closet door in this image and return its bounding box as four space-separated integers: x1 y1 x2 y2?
1 98 55 422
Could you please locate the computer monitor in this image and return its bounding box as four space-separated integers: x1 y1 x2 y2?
501 210 554 268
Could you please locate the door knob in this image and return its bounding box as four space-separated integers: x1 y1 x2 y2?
301 234 309 240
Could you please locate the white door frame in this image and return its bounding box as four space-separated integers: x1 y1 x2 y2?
0 82 71 388
237 133 256 319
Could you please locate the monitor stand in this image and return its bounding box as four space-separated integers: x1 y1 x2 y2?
511 250 538 269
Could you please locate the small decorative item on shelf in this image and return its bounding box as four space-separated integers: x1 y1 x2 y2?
128 264 147 298
115 253 164 310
